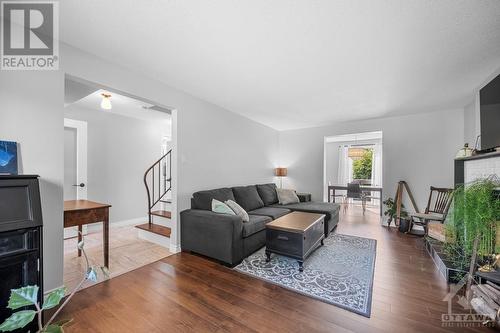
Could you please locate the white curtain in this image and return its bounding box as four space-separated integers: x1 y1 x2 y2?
338 145 352 187
371 143 383 198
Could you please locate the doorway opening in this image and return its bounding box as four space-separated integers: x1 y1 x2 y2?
63 75 177 293
323 131 383 216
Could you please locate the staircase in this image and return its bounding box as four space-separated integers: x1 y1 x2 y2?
135 149 172 240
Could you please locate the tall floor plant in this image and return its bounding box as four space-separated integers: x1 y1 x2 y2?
446 177 500 264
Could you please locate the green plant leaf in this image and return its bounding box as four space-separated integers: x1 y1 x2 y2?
7 286 38 310
42 287 66 310
0 310 36 332
42 324 63 333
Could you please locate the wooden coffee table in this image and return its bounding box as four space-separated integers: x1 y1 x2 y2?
265 211 325 271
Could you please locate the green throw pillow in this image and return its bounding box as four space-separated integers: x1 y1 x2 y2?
211 199 236 215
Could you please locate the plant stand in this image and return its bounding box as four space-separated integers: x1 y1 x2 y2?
424 237 467 283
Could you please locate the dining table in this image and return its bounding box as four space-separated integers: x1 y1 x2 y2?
328 185 383 216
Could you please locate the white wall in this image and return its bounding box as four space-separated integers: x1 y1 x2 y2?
0 71 64 292
463 98 478 148
279 109 465 211
64 105 170 223
324 142 341 187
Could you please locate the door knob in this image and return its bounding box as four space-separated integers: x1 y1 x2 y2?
72 183 85 188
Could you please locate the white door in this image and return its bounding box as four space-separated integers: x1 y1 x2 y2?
64 118 88 238
64 127 78 200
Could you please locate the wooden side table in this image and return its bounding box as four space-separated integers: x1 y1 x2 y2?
64 200 111 268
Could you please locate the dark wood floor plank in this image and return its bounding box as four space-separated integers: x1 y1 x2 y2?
60 207 494 333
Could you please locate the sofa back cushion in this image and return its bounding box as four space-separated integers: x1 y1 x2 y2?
232 185 265 211
192 187 235 210
256 183 279 205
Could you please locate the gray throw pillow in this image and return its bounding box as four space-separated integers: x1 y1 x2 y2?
211 199 236 215
277 189 300 205
256 183 279 205
232 185 264 211
225 199 250 222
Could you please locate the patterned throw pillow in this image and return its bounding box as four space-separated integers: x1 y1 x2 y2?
277 188 300 205
211 199 236 215
225 199 250 222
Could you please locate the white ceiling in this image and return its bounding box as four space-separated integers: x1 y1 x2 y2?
60 1 500 130
70 89 172 122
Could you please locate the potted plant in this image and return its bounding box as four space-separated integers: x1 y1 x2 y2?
383 197 408 227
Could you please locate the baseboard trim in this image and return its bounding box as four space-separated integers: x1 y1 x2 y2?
86 217 147 233
169 244 181 253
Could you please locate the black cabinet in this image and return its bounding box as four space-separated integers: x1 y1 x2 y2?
0 175 43 333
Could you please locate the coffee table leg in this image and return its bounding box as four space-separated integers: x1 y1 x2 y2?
298 260 304 272
265 251 271 262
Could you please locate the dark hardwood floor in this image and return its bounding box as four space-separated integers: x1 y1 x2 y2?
60 206 492 332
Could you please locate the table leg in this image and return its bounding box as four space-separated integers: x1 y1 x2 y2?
298 260 304 272
103 208 109 268
77 225 82 257
265 250 271 262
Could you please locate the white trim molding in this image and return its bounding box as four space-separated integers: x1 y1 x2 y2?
64 118 88 200
169 244 181 254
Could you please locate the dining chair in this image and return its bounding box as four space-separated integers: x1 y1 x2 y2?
409 186 454 235
346 182 375 215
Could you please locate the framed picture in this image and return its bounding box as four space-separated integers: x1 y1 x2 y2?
0 140 18 175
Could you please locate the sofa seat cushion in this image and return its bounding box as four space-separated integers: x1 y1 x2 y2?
248 207 291 220
232 185 265 211
270 202 340 220
256 183 279 205
243 215 272 238
192 187 235 210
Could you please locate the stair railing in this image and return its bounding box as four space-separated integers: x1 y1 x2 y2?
144 149 172 224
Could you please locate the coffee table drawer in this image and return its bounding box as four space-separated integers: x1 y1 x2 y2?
266 229 302 257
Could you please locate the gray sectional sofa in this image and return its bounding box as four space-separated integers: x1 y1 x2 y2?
180 183 340 266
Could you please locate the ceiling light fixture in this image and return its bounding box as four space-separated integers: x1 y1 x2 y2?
100 93 112 110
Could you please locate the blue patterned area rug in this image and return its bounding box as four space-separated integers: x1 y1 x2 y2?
234 233 377 317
